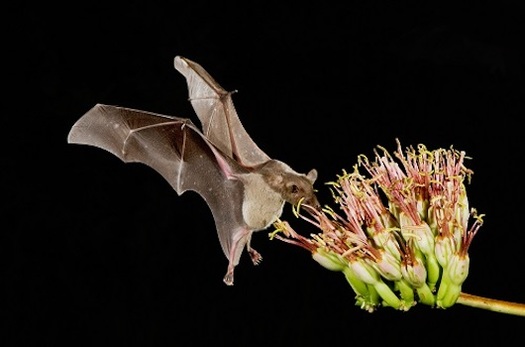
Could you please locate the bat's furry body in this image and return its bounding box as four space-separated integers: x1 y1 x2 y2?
68 56 319 285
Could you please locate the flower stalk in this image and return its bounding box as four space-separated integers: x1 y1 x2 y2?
271 140 525 317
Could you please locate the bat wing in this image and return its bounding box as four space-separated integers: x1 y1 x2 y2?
174 56 271 168
67 103 246 260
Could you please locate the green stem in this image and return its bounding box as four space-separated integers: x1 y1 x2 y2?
456 292 525 317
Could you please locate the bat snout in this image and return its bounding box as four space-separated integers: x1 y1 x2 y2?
301 194 321 211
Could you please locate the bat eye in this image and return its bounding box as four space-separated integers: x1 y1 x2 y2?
290 184 299 194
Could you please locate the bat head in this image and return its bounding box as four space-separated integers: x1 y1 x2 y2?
284 168 320 210
260 160 320 210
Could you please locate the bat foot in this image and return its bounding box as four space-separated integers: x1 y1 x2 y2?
223 267 235 286
248 248 262 266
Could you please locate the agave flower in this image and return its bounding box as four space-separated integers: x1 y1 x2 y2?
271 139 525 316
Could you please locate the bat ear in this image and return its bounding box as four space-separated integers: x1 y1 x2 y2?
306 169 318 184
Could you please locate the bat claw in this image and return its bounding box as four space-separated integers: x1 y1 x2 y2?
223 267 235 286
248 249 263 266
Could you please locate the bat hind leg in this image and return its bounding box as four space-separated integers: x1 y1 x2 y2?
223 228 261 286
246 234 262 265
223 264 235 286
248 248 262 265
222 249 261 286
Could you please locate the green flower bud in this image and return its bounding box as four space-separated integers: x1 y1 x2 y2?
395 279 416 307
425 255 441 291
438 283 462 308
373 250 402 281
456 183 470 229
342 266 371 302
416 284 436 306
435 235 456 268
373 230 402 260
350 259 403 310
401 259 427 288
312 248 347 272
436 271 463 309
350 259 380 285
436 254 470 308
446 253 470 285
411 223 435 256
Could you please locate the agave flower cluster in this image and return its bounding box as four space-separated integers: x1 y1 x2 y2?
272 140 484 312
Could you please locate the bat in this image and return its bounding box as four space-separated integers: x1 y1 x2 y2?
67 56 320 285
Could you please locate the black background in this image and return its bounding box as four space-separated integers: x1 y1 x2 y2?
6 1 525 345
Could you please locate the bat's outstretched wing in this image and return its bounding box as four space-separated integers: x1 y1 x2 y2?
174 56 271 168
67 104 247 261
